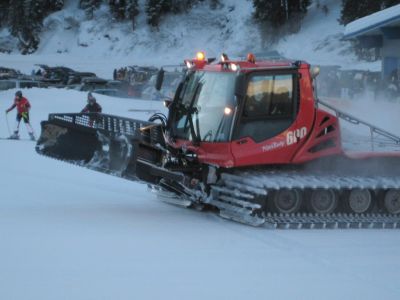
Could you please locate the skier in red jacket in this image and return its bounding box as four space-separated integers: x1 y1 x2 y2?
5 90 35 140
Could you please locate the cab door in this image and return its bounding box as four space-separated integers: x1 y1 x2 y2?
231 70 304 166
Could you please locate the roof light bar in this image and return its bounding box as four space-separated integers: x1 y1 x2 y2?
196 51 206 61
247 53 256 63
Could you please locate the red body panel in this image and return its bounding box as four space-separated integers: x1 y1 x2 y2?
171 139 235 168
292 108 343 163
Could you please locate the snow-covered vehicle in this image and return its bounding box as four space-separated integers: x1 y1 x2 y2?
125 66 159 97
141 70 184 100
0 66 21 79
34 64 98 88
36 52 400 229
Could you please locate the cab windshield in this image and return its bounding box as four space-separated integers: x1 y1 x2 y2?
170 71 236 142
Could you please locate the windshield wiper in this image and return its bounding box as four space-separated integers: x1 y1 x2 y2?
182 83 202 145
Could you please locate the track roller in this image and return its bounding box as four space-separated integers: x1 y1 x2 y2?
272 189 302 214
310 189 338 214
384 189 400 214
348 189 372 213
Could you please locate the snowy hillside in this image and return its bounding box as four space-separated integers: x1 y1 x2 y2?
0 0 372 78
1 87 400 300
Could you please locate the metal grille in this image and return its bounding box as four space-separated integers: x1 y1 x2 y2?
48 113 163 142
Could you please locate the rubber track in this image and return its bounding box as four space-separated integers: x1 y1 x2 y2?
221 172 400 190
264 213 400 229
210 171 400 228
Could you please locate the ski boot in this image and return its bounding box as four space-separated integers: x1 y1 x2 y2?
9 131 19 140
29 132 36 141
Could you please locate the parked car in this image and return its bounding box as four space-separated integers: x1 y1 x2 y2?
92 88 131 98
67 71 97 85
0 67 21 79
115 65 159 97
72 77 109 91
34 64 75 85
34 64 97 87
0 79 42 91
141 70 184 100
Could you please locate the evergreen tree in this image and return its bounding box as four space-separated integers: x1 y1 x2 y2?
253 0 311 29
209 0 221 10
126 0 139 30
8 0 25 50
109 0 139 29
253 0 286 28
145 0 199 28
340 0 384 25
41 0 64 11
8 0 40 54
382 0 400 8
146 0 164 27
359 0 382 18
339 0 359 25
169 0 197 13
0 0 9 27
21 0 43 54
7 0 64 54
80 0 102 19
287 0 312 32
109 0 126 20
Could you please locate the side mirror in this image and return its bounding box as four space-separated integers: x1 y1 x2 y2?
155 68 165 91
234 73 246 97
163 99 173 108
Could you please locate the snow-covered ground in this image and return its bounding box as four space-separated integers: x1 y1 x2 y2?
1 87 400 300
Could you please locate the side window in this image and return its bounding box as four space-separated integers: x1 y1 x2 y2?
243 74 293 118
235 73 297 143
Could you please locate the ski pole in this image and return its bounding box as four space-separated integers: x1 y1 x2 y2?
5 112 11 136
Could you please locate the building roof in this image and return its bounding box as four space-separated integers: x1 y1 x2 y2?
344 4 400 39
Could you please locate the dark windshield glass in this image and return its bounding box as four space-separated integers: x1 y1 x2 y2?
171 71 236 142
235 73 296 142
244 74 293 118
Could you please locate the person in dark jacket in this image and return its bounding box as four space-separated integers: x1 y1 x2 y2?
5 90 35 140
81 92 102 127
81 92 102 113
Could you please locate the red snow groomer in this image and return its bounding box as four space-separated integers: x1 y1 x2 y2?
36 52 400 228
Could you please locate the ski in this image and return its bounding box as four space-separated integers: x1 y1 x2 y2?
0 137 36 142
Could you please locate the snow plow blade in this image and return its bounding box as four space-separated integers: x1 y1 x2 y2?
35 113 183 184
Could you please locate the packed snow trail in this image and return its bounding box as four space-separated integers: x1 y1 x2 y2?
1 88 400 299
2 140 400 300
1 140 400 300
